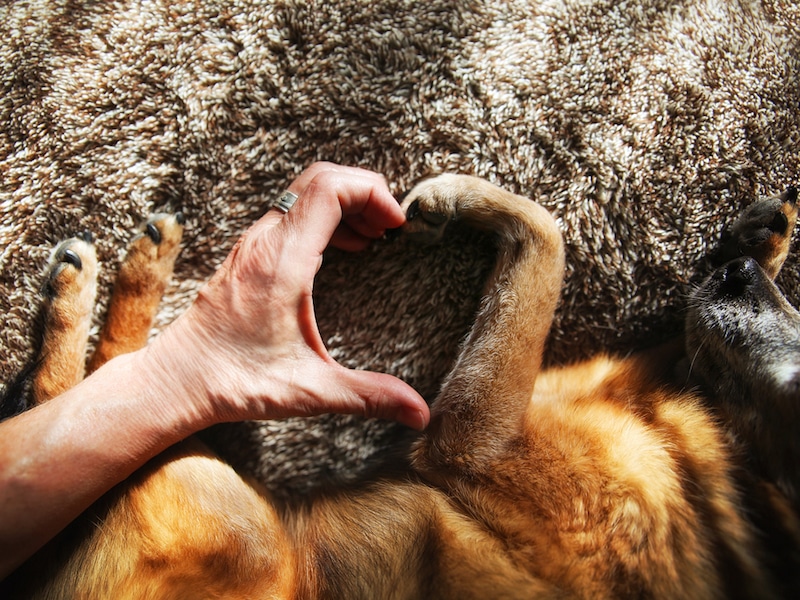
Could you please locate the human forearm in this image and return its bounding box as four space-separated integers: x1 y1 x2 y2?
0 350 198 579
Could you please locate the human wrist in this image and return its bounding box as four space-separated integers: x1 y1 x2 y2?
92 351 203 446
129 304 257 430
20 350 205 488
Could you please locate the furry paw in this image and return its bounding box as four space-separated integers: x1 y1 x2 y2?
400 174 477 244
715 187 798 280
117 212 185 291
129 212 185 266
41 232 97 301
399 174 561 254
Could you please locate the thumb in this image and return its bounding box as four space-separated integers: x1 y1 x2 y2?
327 364 430 431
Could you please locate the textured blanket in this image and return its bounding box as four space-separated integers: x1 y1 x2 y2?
2 0 798 493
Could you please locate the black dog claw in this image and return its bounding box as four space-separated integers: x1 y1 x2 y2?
384 227 402 241
405 200 448 226
145 222 162 245
769 211 789 235
406 199 421 222
60 248 82 271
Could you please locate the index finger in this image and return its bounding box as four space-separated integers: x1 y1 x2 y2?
282 169 405 255
285 162 368 196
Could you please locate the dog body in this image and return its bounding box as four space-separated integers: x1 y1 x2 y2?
3 177 799 598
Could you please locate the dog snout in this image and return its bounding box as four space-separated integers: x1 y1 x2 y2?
717 256 761 296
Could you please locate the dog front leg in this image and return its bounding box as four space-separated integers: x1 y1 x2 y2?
87 213 183 372
400 175 565 478
31 234 98 404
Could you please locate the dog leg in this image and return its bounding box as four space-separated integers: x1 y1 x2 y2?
714 186 798 280
401 175 565 476
31 234 98 405
87 213 184 372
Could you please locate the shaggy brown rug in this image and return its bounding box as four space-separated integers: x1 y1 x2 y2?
1 0 798 494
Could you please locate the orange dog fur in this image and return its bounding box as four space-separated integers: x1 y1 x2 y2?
3 177 799 599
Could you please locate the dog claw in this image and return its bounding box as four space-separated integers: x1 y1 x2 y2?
59 248 83 271
42 237 97 299
421 211 449 226
406 200 448 227
783 185 797 205
406 199 422 222
145 222 162 245
768 211 789 235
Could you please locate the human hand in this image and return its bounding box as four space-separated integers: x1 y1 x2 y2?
140 163 430 431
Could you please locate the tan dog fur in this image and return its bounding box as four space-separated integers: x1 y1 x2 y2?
3 177 799 599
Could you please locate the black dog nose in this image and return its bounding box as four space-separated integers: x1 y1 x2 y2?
719 256 760 295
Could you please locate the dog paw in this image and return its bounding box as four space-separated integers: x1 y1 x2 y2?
41 233 98 300
132 212 185 261
399 174 561 253
399 174 477 244
118 213 185 285
715 187 798 280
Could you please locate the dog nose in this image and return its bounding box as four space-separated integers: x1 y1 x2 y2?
719 256 760 294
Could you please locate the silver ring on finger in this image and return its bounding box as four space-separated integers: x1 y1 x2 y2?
273 190 299 214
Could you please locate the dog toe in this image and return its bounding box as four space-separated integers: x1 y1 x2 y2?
399 177 461 244
130 213 185 261
42 237 97 299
